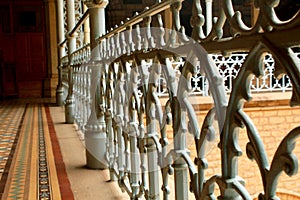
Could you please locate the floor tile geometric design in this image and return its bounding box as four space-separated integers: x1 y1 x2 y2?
0 101 73 199
0 101 26 197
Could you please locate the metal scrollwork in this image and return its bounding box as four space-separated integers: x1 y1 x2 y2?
60 0 300 199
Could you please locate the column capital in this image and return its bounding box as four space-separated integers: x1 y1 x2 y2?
84 0 109 9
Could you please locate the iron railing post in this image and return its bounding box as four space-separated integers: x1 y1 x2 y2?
84 0 109 169
65 0 77 123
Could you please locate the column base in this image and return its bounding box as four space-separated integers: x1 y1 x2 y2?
85 128 108 169
65 97 75 124
86 150 108 169
56 86 64 106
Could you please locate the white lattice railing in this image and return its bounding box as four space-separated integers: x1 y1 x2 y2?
154 53 295 97
62 51 296 103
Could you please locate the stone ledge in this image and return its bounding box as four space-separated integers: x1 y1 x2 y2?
159 91 294 112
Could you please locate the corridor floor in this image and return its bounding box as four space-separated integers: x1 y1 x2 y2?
0 99 128 200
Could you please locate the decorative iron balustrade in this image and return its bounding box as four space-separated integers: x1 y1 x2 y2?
57 0 300 199
154 53 295 97
72 44 91 130
62 51 295 108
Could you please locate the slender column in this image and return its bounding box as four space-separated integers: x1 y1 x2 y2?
56 0 66 106
65 0 77 123
84 0 108 169
205 0 213 35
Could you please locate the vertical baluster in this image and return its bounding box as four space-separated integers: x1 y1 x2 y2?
79 63 84 129
139 98 147 196
136 58 150 197
133 23 142 52
86 62 92 120
196 108 216 196
78 60 82 129
110 33 116 59
160 57 179 200
128 64 143 198
78 63 82 128
155 13 166 49
74 64 79 126
106 66 117 181
205 0 213 34
160 100 172 200
128 94 141 199
82 63 86 128
85 52 90 127
125 24 134 54
84 62 89 129
145 57 163 200
79 63 83 129
190 0 205 41
120 62 131 188
73 64 77 124
173 59 197 200
114 30 121 58
112 63 126 181
143 14 155 50
120 26 127 56
81 62 85 129
75 52 79 127
126 61 146 197
107 35 111 58
169 0 188 46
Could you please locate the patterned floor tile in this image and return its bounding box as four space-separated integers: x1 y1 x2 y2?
0 102 25 188
0 102 67 200
0 100 74 200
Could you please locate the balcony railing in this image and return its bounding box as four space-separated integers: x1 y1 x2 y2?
57 0 300 199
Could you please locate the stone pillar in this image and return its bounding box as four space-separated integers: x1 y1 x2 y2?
205 0 213 35
84 0 108 169
65 0 77 123
86 1 107 53
56 0 66 106
44 0 58 98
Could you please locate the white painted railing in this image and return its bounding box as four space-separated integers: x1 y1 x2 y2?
62 51 295 104
153 53 294 97
57 0 300 199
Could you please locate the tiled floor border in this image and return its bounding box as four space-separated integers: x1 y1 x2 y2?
44 104 75 200
0 103 74 199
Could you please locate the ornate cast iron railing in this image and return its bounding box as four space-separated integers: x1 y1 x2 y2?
57 0 300 199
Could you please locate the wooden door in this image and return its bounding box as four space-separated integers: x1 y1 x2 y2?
0 0 47 98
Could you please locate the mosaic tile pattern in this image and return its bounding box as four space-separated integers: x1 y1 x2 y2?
0 103 65 200
0 102 26 182
5 104 35 199
38 105 52 199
